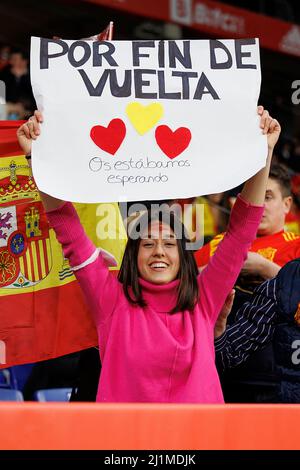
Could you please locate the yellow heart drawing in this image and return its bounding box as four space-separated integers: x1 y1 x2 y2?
126 102 164 135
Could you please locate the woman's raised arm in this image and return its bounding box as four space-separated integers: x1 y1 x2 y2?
240 105 281 205
17 110 64 211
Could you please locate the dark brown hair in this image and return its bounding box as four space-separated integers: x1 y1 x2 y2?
118 207 199 313
269 163 292 198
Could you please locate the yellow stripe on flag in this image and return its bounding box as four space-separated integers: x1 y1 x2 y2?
39 239 46 278
25 247 32 281
46 238 51 270
19 257 25 276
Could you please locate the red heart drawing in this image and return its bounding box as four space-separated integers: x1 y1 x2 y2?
90 118 126 155
155 125 191 159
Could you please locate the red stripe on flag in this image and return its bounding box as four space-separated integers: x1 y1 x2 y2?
0 121 26 157
0 281 98 367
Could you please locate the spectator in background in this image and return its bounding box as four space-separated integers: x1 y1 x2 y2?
214 258 300 403
0 44 10 71
195 164 300 313
180 193 229 246
284 172 300 235
0 49 35 119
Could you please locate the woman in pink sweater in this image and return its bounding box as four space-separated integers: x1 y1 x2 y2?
17 107 281 403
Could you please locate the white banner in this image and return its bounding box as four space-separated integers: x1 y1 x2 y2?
30 37 267 203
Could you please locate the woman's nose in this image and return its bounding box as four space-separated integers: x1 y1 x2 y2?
153 241 165 256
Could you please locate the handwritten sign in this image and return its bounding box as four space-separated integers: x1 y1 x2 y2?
30 37 267 202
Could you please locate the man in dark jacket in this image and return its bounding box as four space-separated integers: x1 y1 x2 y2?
215 258 300 403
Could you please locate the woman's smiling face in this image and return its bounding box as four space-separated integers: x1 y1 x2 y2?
137 220 180 285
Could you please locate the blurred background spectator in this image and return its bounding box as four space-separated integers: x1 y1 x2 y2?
0 44 11 71
0 49 35 119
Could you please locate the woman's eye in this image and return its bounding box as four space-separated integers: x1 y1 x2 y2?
143 242 154 247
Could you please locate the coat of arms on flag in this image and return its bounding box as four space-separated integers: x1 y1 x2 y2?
0 157 52 289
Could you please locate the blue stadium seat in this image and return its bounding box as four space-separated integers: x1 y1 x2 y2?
0 364 34 391
34 388 72 402
0 369 10 388
0 388 24 401
9 364 35 391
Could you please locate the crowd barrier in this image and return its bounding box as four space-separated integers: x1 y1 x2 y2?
0 403 300 450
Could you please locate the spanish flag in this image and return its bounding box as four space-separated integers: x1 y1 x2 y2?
0 121 127 367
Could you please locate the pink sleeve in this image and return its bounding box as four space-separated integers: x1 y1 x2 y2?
46 202 123 325
197 195 264 325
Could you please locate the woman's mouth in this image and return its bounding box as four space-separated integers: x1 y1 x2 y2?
149 262 169 271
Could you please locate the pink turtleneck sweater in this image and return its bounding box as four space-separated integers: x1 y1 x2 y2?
47 195 263 403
